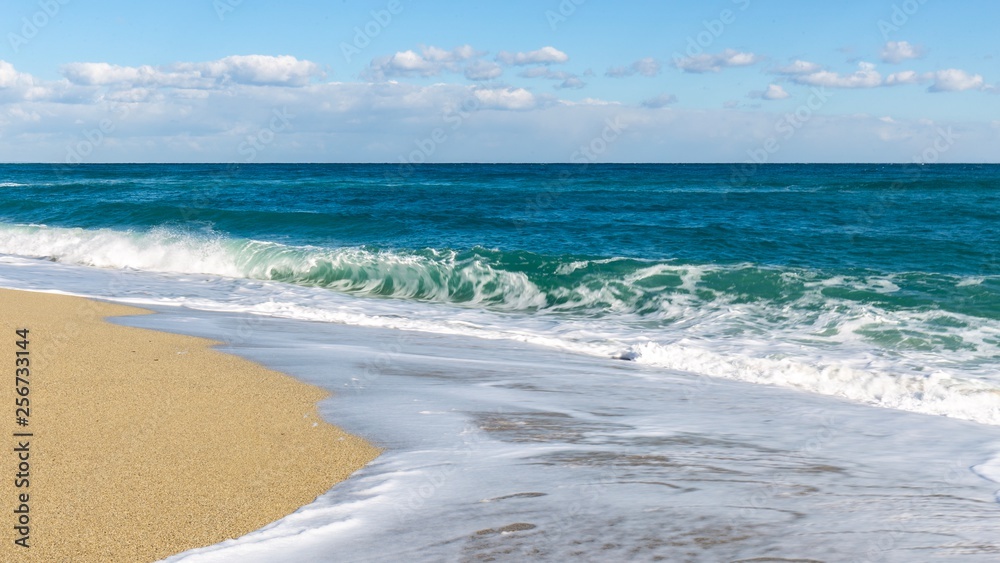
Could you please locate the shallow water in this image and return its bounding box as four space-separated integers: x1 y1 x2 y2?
2 164 1000 424
2 163 1000 559
2 259 1000 561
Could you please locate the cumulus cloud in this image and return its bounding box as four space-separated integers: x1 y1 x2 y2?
884 70 923 86
366 45 481 80
880 41 924 64
369 50 436 77
0 61 51 105
556 77 586 90
472 87 537 110
562 97 621 107
928 69 985 92
3 73 999 163
518 68 572 80
422 45 479 63
195 55 322 86
606 57 661 78
789 61 986 93
641 93 678 109
0 60 34 89
749 84 790 100
62 62 156 86
673 49 759 73
518 67 586 90
364 44 577 85
464 60 503 81
791 62 883 88
62 55 322 88
496 46 569 66
885 69 985 92
772 60 823 75
4 49 997 164
519 67 552 79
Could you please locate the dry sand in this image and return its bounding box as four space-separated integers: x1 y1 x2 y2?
0 289 380 562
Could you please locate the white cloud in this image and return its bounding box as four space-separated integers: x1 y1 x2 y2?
772 60 823 75
472 87 537 110
519 67 551 79
562 98 621 107
880 41 924 64
366 45 481 80
6 106 41 122
884 68 985 92
464 60 503 81
606 57 661 78
422 45 479 63
519 68 572 80
605 66 629 78
673 49 759 73
641 93 678 108
556 77 586 90
372 50 437 77
777 58 986 94
750 84 790 100
496 46 569 66
517 67 586 89
764 84 790 100
2 78 999 163
0 61 64 105
885 70 924 86
106 87 163 104
791 62 883 89
201 55 322 86
62 55 322 88
632 58 662 77
0 61 34 89
3 52 999 163
62 62 156 86
928 69 985 92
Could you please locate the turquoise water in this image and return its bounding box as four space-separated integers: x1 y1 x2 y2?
3 164 999 272
2 163 1000 421
5 163 1000 560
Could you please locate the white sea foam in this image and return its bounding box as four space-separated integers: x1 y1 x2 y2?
1 224 1000 426
3 252 1000 560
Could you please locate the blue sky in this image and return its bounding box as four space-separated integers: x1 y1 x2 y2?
1 0 998 162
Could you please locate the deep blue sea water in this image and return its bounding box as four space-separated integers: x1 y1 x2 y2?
2 164 999 421
4 164 1000 560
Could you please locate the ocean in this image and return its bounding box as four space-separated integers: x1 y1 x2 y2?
2 163 1000 560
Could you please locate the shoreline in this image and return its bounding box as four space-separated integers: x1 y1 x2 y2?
0 288 380 562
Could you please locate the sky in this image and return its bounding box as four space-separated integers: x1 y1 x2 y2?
1 0 998 163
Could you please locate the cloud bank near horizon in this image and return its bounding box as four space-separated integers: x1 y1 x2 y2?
1 39 997 163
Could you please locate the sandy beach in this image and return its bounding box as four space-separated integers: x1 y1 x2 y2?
0 289 380 562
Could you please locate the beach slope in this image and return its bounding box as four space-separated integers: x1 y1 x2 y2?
0 289 379 562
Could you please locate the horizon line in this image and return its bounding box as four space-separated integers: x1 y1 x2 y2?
3 162 999 166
